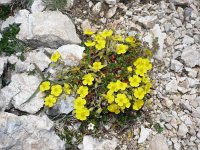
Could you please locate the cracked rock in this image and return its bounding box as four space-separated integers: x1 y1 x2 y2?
147 134 168 150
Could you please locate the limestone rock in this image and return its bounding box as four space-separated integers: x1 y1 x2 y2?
135 16 158 29
169 0 193 6
181 46 200 67
138 125 152 143
57 44 85 66
178 123 188 137
147 134 168 150
15 10 81 48
31 0 45 13
0 112 65 150
165 80 178 93
105 0 117 5
0 57 7 76
92 2 102 15
0 0 12 5
182 35 194 45
170 59 183 73
106 6 117 18
1 16 15 31
0 73 44 113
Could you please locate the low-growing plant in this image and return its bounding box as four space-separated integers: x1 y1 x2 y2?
39 29 154 122
0 5 11 20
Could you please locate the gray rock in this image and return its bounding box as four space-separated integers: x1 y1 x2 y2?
0 0 12 5
26 50 50 71
192 107 200 118
105 0 116 5
178 123 188 137
169 0 192 6
1 16 15 31
181 46 200 67
135 15 158 29
0 112 65 150
170 59 183 73
165 80 178 93
106 6 117 18
15 10 81 48
92 2 102 15
0 57 7 76
0 73 44 114
31 0 45 13
147 134 168 150
79 135 118 150
15 60 30 73
46 95 74 116
138 125 152 143
182 35 194 45
57 44 85 66
152 24 166 60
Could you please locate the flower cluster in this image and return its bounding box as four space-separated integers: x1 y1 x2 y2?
39 29 154 122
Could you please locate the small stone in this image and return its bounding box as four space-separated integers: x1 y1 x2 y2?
92 2 102 15
185 67 197 78
170 59 183 73
0 57 7 76
178 123 188 137
138 125 152 143
192 107 200 118
31 0 45 13
106 6 117 18
105 0 116 5
0 0 12 5
165 80 178 93
147 134 168 150
135 15 158 29
182 35 194 45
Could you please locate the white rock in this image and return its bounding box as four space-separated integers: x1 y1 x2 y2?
165 80 178 93
147 134 168 150
0 112 65 150
26 50 50 71
15 10 81 48
57 44 85 66
15 60 30 73
135 16 158 29
152 24 166 60
192 107 200 118
92 2 102 15
169 0 193 5
106 6 117 18
182 35 194 45
138 125 152 143
0 0 12 4
1 16 15 31
80 135 118 150
185 67 197 78
181 46 200 67
0 57 7 76
31 0 45 13
170 59 183 73
105 0 116 5
178 123 188 137
0 73 44 113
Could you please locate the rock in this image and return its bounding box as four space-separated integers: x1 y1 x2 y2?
182 35 194 45
106 6 117 18
15 60 30 73
31 0 45 13
26 50 50 71
0 57 7 76
81 19 96 32
15 10 81 48
135 16 158 29
92 2 102 15
147 134 168 150
80 135 118 150
138 125 152 143
0 73 43 113
165 80 178 93
178 123 188 137
66 0 74 9
0 0 12 5
185 67 197 78
169 0 192 6
192 107 200 118
170 59 183 73
105 0 116 5
46 95 74 116
0 112 65 150
1 16 15 31
152 24 166 60
57 44 85 66
181 46 200 67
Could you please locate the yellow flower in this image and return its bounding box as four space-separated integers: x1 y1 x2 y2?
134 58 152 71
115 93 129 107
127 66 133 72
51 51 61 62
129 75 141 87
142 75 150 84
84 40 95 47
107 103 120 114
95 40 106 50
107 81 118 92
125 36 136 46
51 84 62 97
77 86 88 98
134 87 146 99
94 34 104 41
133 99 144 111
101 29 113 38
116 80 128 91
105 90 115 104
91 62 104 71
75 107 90 121
74 97 86 109
135 67 147 76
44 95 57 107
112 34 123 42
82 73 94 86
64 83 71 95
116 44 128 54
84 29 94 36
144 82 152 93
40 81 50 92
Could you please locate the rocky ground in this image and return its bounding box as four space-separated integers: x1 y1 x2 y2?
0 0 200 150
